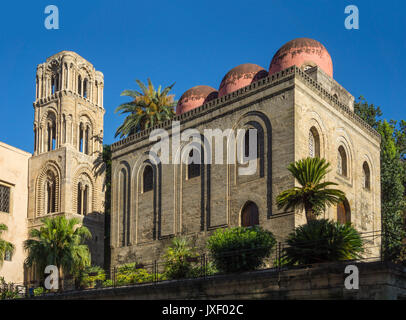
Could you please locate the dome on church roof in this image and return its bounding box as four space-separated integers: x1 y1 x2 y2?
218 63 268 97
269 38 333 78
176 85 218 115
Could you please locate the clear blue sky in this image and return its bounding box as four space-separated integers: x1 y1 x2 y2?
0 0 405 152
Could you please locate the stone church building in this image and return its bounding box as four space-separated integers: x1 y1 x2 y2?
110 38 381 265
0 38 381 284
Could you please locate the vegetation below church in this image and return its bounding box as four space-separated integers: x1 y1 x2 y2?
207 226 276 273
24 216 92 286
282 219 363 265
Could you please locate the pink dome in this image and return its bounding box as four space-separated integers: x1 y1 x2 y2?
176 85 218 115
218 63 267 97
269 38 333 78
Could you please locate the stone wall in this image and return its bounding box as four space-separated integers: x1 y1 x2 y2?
32 262 406 300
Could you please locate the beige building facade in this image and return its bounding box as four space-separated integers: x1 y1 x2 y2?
0 142 31 283
110 39 381 265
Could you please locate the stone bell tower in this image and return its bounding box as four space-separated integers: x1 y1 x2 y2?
27 51 106 267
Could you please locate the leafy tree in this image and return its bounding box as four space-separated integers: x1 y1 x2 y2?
354 95 382 129
354 97 406 261
276 157 346 222
115 78 176 138
0 224 14 267
24 216 92 283
377 120 406 260
207 226 276 273
282 219 364 265
163 237 198 279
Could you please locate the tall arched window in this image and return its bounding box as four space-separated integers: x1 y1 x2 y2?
46 116 56 152
85 126 90 155
244 128 258 159
309 127 320 158
363 162 371 190
83 78 88 98
143 166 153 193
77 182 82 215
78 76 82 95
337 199 351 224
76 176 91 215
187 149 201 179
83 185 88 215
119 168 128 247
337 146 348 177
241 201 259 227
79 123 91 154
45 171 57 214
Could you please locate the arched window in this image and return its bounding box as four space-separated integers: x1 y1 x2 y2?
51 76 56 94
337 146 348 177
83 185 88 215
77 180 91 215
187 149 201 179
77 182 82 215
79 123 91 154
119 168 128 247
309 127 320 158
83 78 88 98
241 201 259 227
244 128 258 159
337 199 351 224
78 76 82 95
45 171 57 214
46 116 56 152
363 162 371 190
85 126 90 155
143 166 153 193
79 124 84 153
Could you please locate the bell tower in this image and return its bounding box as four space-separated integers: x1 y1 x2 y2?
28 51 106 266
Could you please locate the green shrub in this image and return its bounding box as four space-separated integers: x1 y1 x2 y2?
102 279 114 288
79 266 106 288
33 287 46 297
283 219 364 265
0 277 21 300
163 237 198 279
190 261 218 277
207 226 276 273
116 263 153 285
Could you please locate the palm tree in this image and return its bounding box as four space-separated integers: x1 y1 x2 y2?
0 224 14 267
163 237 197 279
276 157 346 222
24 216 92 284
115 78 176 139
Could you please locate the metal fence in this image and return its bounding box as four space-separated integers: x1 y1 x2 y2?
0 230 385 299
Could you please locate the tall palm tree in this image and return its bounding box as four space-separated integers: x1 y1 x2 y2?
0 224 14 267
276 157 346 222
24 216 92 283
115 78 176 139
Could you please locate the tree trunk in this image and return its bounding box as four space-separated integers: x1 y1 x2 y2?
305 206 317 223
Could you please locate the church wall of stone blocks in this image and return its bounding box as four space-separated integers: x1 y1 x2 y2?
110 39 381 265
